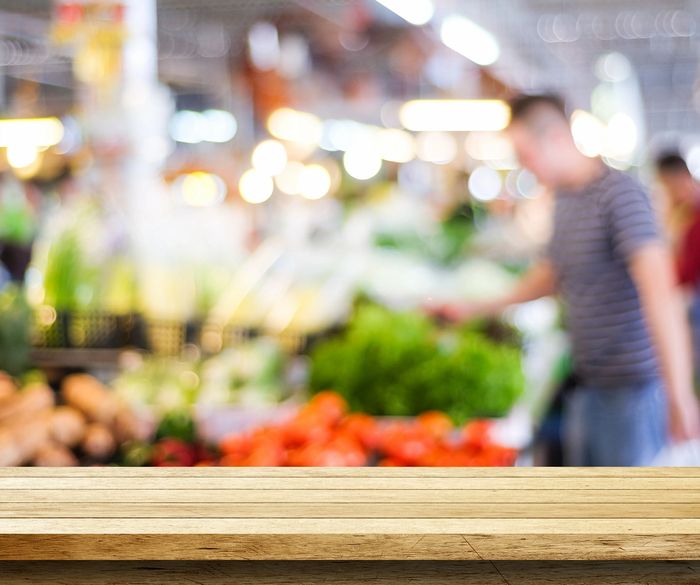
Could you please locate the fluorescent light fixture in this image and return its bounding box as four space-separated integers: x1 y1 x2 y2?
0 117 64 147
440 15 500 66
375 0 434 26
399 100 510 132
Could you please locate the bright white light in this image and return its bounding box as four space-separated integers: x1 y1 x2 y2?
378 128 416 163
169 110 205 144
0 117 64 147
375 0 434 26
202 110 238 143
515 169 540 199
252 139 288 176
570 110 606 158
595 52 632 83
343 148 382 180
299 164 332 200
275 161 306 195
465 131 514 161
239 169 274 204
605 113 638 158
175 171 227 207
248 22 280 70
322 119 370 152
268 108 323 146
468 166 502 201
687 146 700 179
7 143 39 168
416 132 457 165
440 15 500 66
400 99 510 132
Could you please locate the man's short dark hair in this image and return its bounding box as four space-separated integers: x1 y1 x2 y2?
656 151 690 175
508 93 567 123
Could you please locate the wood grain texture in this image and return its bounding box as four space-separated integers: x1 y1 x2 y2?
2 468 700 561
1 561 699 585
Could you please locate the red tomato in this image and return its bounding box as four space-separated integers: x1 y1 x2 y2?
307 391 347 426
380 424 437 466
416 411 453 439
283 411 332 448
461 420 494 449
151 439 197 467
219 432 253 457
338 413 380 450
378 458 405 467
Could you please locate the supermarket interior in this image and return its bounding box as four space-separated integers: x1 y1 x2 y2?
1 0 700 468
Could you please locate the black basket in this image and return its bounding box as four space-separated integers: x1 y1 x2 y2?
68 312 123 349
144 318 186 356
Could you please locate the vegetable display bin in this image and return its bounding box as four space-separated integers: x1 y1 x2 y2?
68 312 123 349
32 310 71 348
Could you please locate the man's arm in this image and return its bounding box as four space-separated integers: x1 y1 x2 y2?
629 241 700 441
431 259 557 321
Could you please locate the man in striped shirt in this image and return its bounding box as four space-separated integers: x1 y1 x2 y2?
443 94 700 465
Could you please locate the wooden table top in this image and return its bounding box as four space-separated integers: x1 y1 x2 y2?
1 467 699 561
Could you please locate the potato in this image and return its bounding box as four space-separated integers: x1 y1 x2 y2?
0 384 54 426
50 406 87 448
81 423 116 460
0 411 52 466
62 374 120 425
32 442 79 467
0 373 17 404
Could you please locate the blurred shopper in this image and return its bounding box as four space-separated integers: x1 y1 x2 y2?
656 153 700 373
434 94 700 465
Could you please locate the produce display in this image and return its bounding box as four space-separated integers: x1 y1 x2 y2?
0 373 151 466
217 391 517 467
309 304 524 424
0 285 31 376
113 340 288 414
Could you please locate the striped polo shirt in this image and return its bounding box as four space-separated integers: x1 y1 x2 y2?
548 166 661 388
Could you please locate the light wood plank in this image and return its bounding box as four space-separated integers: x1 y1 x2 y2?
1 502 699 519
2 476 698 490
2 534 700 561
3 517 700 534
0 488 695 503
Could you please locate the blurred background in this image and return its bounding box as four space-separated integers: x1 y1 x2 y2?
0 0 697 468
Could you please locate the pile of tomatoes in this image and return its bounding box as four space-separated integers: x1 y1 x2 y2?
218 391 517 467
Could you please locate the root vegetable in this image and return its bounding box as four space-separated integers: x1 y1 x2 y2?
114 408 154 444
32 441 78 467
50 407 87 448
62 375 120 425
81 423 116 460
0 373 17 403
0 411 51 466
0 384 54 426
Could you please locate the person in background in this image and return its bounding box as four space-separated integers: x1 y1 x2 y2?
433 94 700 465
656 153 700 374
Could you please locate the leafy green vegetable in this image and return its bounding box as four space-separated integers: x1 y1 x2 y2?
156 410 196 443
0 191 35 245
309 304 523 424
42 231 83 311
0 285 31 376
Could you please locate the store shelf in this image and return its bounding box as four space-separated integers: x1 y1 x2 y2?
29 348 138 370
1 467 700 561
